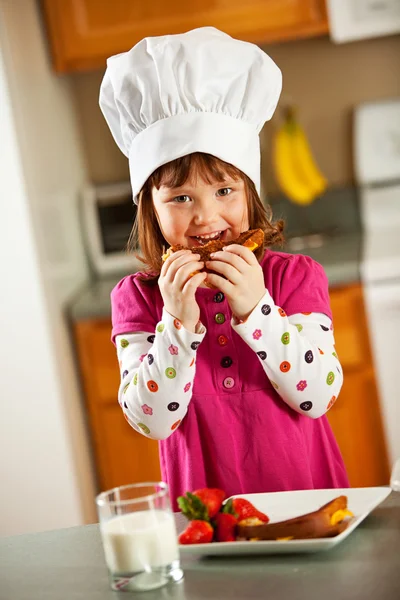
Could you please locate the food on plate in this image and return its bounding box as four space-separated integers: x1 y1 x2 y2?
230 497 269 524
178 519 214 545
162 229 265 288
191 488 226 519
178 488 226 521
177 487 354 544
237 495 354 541
177 488 270 544
214 512 238 542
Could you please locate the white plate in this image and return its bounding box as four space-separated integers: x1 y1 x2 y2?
179 487 391 555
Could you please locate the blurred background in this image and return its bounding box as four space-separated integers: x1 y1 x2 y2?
1 0 400 536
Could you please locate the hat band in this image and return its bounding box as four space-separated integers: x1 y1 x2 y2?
129 112 260 203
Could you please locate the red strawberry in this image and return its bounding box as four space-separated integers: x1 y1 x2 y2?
231 498 269 523
214 512 238 542
192 488 225 518
177 489 225 521
178 520 214 545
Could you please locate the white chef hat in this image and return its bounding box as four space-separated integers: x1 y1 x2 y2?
99 27 282 204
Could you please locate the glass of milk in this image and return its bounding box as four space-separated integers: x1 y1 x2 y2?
96 482 183 592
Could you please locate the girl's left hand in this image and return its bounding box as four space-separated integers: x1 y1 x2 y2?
205 245 265 321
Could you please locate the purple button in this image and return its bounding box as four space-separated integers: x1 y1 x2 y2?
223 377 235 389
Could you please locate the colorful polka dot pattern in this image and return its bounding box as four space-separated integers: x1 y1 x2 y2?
147 380 159 392
165 367 176 379
138 423 150 435
119 318 203 436
119 299 340 436
252 303 338 413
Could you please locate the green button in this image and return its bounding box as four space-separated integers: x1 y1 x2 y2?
215 313 225 324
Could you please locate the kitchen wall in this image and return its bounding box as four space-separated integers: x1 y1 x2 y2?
0 0 96 536
70 33 400 194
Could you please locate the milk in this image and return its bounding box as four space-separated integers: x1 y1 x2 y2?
100 510 179 575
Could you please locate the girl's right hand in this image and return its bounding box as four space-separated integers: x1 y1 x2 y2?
159 250 207 332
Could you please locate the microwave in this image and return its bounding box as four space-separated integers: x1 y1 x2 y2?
81 181 143 276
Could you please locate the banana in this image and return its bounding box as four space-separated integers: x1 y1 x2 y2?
272 107 327 205
292 121 327 197
273 124 316 205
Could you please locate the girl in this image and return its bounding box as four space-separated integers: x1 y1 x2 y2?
99 27 349 506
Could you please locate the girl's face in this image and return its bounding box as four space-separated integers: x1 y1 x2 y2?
152 174 249 248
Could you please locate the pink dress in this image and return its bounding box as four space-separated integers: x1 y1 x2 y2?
112 250 349 507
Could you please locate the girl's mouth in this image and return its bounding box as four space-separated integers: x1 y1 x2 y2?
189 230 227 246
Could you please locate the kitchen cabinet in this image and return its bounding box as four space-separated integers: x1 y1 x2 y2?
327 283 390 487
73 282 390 492
74 319 161 491
41 0 328 73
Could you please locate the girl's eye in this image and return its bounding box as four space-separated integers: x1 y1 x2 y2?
173 195 191 203
216 188 232 197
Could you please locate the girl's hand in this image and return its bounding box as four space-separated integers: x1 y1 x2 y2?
159 250 207 332
205 245 265 321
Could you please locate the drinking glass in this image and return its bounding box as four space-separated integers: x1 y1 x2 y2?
96 482 183 592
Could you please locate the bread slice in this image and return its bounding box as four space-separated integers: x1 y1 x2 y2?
236 496 354 540
162 229 264 263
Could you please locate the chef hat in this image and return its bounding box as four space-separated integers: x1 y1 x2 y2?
99 27 282 203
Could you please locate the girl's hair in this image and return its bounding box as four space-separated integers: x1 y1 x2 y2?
127 152 284 283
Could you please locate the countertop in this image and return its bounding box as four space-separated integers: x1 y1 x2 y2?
1 491 399 600
68 233 361 322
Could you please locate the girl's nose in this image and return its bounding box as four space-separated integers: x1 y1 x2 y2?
192 200 219 226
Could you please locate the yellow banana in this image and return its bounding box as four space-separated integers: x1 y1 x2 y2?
291 121 327 197
273 124 316 205
272 107 327 205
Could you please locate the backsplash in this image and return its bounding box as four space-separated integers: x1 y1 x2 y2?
270 186 361 241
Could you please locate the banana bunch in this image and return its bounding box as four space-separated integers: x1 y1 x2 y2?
272 107 327 205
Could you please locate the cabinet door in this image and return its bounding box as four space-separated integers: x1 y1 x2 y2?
327 368 390 487
74 319 161 491
328 284 390 487
42 0 328 73
330 284 372 371
96 404 161 490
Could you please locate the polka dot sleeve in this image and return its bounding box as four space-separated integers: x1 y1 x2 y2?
116 309 206 440
231 291 343 419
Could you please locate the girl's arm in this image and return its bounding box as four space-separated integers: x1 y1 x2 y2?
232 291 342 418
116 309 206 440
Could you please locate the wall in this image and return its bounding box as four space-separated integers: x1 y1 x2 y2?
70 33 400 193
0 0 96 536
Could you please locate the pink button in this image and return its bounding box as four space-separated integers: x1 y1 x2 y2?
223 377 235 389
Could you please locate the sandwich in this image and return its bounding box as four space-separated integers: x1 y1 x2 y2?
162 229 264 286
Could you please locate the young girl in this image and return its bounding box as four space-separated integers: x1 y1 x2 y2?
99 27 349 506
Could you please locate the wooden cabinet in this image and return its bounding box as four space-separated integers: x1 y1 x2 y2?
74 319 161 491
41 0 328 73
328 284 390 487
73 282 390 492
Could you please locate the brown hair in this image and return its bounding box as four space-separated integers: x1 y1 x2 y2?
127 152 284 283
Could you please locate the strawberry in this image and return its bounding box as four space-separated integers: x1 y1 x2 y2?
214 512 238 542
177 488 225 521
192 488 225 518
231 498 269 523
178 520 214 545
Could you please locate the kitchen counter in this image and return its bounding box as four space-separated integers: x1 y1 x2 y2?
1 491 399 600
68 233 361 321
